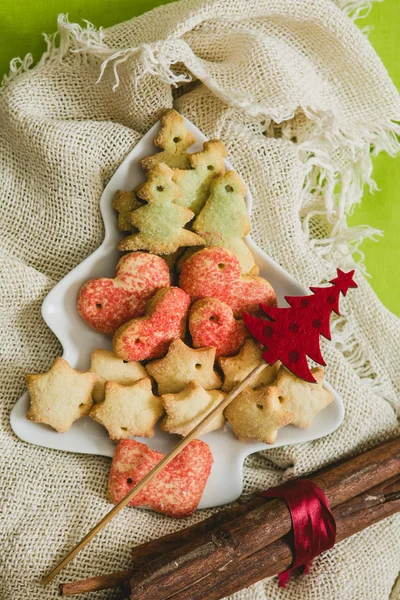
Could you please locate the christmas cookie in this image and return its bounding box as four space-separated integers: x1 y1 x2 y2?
161 381 225 436
225 385 294 445
77 252 170 335
25 357 97 433
274 366 333 428
140 109 196 171
146 339 221 395
180 246 276 317
218 340 280 393
108 439 213 518
90 349 147 402
118 163 204 255
173 140 226 215
192 170 257 275
189 297 248 358
112 189 143 231
113 286 190 361
90 378 163 440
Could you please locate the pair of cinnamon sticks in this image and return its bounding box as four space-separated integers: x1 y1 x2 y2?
60 436 400 599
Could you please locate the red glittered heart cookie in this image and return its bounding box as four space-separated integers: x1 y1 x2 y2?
77 253 170 334
180 247 276 317
107 439 213 518
113 286 190 361
189 297 248 357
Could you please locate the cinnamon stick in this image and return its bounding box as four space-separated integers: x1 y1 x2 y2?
167 475 400 600
59 570 131 597
130 495 267 568
59 497 267 596
129 437 400 600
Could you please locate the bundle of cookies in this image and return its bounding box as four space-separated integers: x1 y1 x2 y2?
24 110 333 517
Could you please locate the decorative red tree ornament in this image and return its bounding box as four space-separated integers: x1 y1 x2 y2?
243 269 358 383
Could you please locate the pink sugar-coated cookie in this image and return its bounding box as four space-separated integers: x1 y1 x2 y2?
180 247 276 317
77 253 170 334
107 439 213 518
113 286 190 361
189 297 248 358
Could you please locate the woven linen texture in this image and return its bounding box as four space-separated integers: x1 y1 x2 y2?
1 0 400 598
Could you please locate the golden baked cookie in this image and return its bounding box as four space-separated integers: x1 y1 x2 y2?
146 338 221 395
161 381 225 436
225 385 294 445
90 378 163 440
25 357 97 433
90 349 147 402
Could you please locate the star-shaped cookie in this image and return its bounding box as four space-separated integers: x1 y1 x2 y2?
90 349 147 402
161 381 226 436
218 339 280 392
90 378 163 440
146 339 222 395
224 385 294 445
25 357 97 433
274 366 333 428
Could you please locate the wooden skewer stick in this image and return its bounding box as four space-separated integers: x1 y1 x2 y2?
41 361 267 585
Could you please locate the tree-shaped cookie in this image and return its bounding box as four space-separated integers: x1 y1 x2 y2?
118 163 204 255
192 171 257 275
172 140 227 215
140 109 196 171
112 188 143 232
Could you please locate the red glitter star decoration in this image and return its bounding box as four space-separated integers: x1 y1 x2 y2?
243 269 358 383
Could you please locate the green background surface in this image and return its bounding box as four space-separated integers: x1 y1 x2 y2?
1 0 399 315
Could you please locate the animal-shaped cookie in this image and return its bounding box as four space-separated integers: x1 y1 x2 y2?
112 189 143 231
274 366 334 428
172 140 226 215
189 298 248 358
161 381 225 436
180 247 276 317
146 339 222 395
90 349 147 402
25 357 97 433
108 439 213 517
225 385 294 445
118 163 204 255
90 378 163 440
218 339 280 392
113 287 190 361
140 109 196 171
192 171 257 275
77 252 170 334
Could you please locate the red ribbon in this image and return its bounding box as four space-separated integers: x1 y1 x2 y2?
262 479 336 587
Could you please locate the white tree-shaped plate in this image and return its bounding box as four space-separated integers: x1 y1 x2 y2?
10 115 344 509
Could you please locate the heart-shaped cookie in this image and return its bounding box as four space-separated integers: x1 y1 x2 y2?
107 439 213 518
189 298 248 357
113 287 190 361
180 247 276 317
77 253 170 334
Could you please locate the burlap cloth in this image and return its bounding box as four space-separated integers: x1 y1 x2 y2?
1 0 400 598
